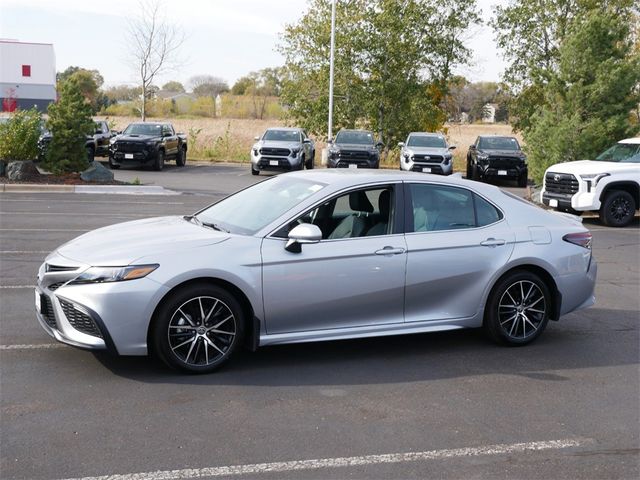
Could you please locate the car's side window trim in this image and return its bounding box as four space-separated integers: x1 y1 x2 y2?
266 182 403 240
403 181 505 234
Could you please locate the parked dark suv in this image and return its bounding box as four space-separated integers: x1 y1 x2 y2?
467 135 528 187
37 120 112 163
327 130 382 169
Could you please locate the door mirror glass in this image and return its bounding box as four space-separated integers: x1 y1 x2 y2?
254 136 260 141
285 223 322 253
398 142 405 148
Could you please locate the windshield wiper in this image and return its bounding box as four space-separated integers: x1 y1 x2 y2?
201 222 230 233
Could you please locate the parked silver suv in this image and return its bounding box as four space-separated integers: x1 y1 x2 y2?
399 132 456 175
251 127 315 175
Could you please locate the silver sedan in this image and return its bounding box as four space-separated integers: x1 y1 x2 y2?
35 171 597 373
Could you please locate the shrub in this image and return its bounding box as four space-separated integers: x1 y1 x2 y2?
0 108 42 161
42 79 95 174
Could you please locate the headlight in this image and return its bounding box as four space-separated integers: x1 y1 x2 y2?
477 154 488 161
68 264 159 285
581 173 610 192
291 148 300 155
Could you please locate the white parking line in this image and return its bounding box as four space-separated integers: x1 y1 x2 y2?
0 343 65 350
0 251 49 254
0 212 151 217
0 228 88 232
58 438 588 480
0 199 184 205
0 285 36 289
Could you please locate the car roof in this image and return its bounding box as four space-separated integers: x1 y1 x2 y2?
337 129 374 134
619 137 640 145
265 127 301 132
478 135 516 139
408 132 444 137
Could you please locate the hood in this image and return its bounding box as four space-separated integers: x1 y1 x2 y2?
55 216 229 266
334 143 377 151
405 146 450 155
479 149 525 157
115 134 160 142
256 140 301 149
546 159 638 175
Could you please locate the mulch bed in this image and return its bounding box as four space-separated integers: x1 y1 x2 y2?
1 172 127 185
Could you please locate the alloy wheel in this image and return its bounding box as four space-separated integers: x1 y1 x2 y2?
167 296 236 367
497 280 546 340
609 196 633 223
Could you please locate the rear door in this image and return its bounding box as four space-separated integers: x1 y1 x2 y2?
403 182 515 322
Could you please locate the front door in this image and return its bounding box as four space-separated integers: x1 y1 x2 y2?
261 184 407 334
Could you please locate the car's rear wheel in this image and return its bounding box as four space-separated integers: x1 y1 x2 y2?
599 190 636 227
484 271 550 346
152 284 244 373
306 153 314 169
154 150 165 171
176 147 186 167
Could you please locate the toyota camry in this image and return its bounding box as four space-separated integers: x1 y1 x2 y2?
36 170 597 373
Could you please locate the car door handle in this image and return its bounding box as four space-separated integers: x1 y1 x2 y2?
480 238 506 247
375 246 405 256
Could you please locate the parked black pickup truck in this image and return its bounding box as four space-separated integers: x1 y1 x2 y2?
37 120 113 162
109 122 187 171
466 135 528 187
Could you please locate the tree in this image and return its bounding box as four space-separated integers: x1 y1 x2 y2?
238 68 286 119
162 80 185 93
126 0 184 120
57 66 104 88
492 0 636 130
42 79 95 174
522 8 640 182
231 76 252 95
56 67 105 114
279 0 480 148
189 75 229 97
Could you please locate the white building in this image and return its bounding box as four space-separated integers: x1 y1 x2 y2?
0 39 56 113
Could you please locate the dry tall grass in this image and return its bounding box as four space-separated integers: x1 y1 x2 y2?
98 116 521 169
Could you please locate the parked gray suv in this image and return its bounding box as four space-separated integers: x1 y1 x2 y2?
251 127 315 175
399 132 456 175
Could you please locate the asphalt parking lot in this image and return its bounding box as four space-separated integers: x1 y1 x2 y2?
1 165 638 480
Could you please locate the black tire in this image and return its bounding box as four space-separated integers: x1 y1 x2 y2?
251 165 259 176
108 156 120 170
466 161 473 179
153 150 165 171
152 283 245 374
86 146 95 163
472 164 480 181
484 270 551 346
306 152 315 169
176 147 186 167
517 173 528 188
599 190 636 227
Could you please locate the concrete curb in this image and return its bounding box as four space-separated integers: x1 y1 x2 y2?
0 184 180 195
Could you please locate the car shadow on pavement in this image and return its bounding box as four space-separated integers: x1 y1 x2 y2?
91 306 639 386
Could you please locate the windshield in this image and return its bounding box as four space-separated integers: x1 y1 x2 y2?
407 135 446 148
196 176 326 235
478 137 520 151
263 130 301 142
335 131 375 145
123 123 163 135
595 143 640 163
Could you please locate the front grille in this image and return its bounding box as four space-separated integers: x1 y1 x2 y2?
115 142 146 153
336 160 371 168
339 150 371 161
59 300 102 338
260 147 290 156
488 156 523 169
413 154 444 163
41 295 57 328
545 172 579 195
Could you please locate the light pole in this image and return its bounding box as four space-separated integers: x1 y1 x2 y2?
327 0 336 143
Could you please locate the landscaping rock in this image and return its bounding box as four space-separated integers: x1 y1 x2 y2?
80 161 114 183
6 161 40 181
527 184 543 205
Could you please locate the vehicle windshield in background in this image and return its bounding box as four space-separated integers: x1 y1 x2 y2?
263 130 300 142
335 131 374 145
123 124 163 135
408 136 446 148
595 143 640 163
478 137 520 150
196 176 326 235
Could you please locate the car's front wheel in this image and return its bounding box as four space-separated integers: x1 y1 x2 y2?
108 156 120 170
152 284 244 373
599 190 636 227
153 150 165 171
176 147 186 167
484 271 551 346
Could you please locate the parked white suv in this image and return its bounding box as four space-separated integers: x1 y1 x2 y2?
541 137 640 227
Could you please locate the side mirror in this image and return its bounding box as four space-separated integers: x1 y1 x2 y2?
95 128 103 134
376 141 384 148
303 138 311 144
448 145 457 150
163 132 172 137
285 223 322 253
254 136 260 141
398 142 405 148
469 144 475 149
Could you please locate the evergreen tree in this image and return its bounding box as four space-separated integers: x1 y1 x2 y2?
43 79 95 174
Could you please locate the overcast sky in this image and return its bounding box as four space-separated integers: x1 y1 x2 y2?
0 0 507 88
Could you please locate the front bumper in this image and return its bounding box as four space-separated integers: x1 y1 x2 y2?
400 159 453 175
479 162 527 179
110 149 157 166
327 156 379 169
251 153 303 172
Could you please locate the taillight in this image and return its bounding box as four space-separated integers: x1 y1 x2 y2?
563 232 592 249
